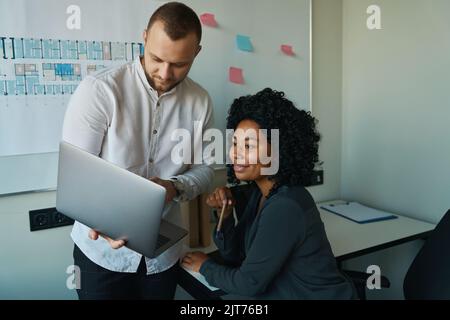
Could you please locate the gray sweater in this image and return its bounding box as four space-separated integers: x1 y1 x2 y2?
199 185 356 299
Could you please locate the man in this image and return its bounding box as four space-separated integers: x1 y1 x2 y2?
62 2 214 299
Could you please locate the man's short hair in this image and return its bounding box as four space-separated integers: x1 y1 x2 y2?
147 2 202 44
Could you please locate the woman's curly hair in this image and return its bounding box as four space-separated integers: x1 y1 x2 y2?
226 88 321 198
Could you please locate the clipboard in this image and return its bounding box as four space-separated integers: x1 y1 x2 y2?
321 202 398 224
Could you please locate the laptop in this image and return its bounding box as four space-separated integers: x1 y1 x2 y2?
56 141 188 258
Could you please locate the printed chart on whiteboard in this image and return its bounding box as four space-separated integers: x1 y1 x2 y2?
0 0 159 157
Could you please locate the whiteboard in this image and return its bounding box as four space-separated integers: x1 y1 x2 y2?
0 0 311 195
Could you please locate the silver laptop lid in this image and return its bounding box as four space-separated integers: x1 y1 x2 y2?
56 141 166 257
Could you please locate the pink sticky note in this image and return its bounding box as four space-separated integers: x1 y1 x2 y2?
229 67 244 84
200 13 218 27
281 45 295 56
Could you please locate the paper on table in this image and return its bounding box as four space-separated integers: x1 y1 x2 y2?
321 202 398 224
181 265 221 292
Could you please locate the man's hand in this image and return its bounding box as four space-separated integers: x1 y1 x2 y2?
89 229 126 249
181 251 210 273
150 177 178 203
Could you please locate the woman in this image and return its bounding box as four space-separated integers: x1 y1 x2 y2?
182 88 356 299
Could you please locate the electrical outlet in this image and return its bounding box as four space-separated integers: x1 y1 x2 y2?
29 207 74 232
52 211 72 225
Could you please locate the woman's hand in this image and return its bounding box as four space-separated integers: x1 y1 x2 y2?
89 229 126 249
181 252 210 272
206 187 235 220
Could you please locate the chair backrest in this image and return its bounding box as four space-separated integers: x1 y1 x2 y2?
403 210 450 300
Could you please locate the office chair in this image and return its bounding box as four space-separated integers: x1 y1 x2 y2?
403 209 450 300
346 210 450 300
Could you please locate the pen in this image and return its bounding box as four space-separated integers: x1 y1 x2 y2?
216 202 227 233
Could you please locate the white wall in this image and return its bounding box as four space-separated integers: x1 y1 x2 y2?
0 191 76 299
341 0 450 299
307 0 343 202
342 0 450 223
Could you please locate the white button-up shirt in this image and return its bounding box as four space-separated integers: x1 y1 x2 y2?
62 56 214 274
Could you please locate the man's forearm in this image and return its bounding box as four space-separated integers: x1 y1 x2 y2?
170 164 214 201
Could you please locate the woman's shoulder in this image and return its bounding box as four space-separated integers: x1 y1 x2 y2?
268 185 317 214
257 186 316 234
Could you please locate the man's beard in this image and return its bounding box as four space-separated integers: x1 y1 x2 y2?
146 73 182 94
140 57 186 94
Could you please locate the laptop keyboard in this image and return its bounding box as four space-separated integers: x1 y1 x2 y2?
156 234 170 249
